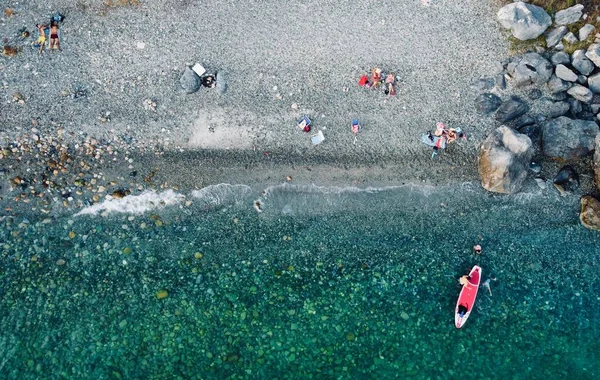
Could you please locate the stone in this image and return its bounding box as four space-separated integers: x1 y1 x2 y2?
518 123 542 148
585 44 600 67
495 96 530 123
551 51 570 66
577 75 588 85
567 84 594 103
579 24 596 41
542 116 599 158
580 196 600 230
546 26 568 48
563 32 578 45
555 64 578 82
552 91 568 101
553 166 579 195
568 97 582 115
497 2 552 40
530 161 542 174
571 50 595 76
539 98 570 118
495 73 506 90
595 134 600 191
471 78 495 91
180 67 200 94
478 126 533 194
554 4 584 26
509 114 536 129
528 89 543 100
475 93 502 114
505 52 553 87
547 75 572 94
588 72 600 93
591 104 600 114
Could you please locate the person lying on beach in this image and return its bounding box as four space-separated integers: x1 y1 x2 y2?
384 73 396 96
49 20 60 51
35 24 47 54
368 67 382 89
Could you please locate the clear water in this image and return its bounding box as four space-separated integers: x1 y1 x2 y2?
1 182 599 378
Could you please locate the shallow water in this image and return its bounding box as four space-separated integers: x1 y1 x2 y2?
1 182 599 378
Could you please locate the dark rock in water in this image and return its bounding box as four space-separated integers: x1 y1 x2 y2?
509 114 536 129
495 96 530 123
542 116 599 158
475 93 502 114
528 89 543 100
519 123 542 147
180 67 200 94
553 165 579 194
471 78 495 91
216 71 228 94
529 161 542 174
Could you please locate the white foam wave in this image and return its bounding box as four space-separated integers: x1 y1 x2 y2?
191 183 252 205
75 190 185 216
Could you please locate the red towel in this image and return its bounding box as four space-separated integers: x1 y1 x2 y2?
358 75 369 87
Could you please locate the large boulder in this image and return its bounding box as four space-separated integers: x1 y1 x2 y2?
571 50 595 76
506 52 553 87
554 4 584 26
498 2 552 40
567 84 594 103
542 116 600 159
475 93 502 114
594 134 600 191
180 67 201 94
495 96 530 123
585 44 600 67
478 126 533 194
588 73 600 93
580 196 600 231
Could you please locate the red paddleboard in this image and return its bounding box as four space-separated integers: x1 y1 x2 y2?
455 265 481 329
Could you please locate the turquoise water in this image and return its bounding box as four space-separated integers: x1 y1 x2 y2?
1 182 599 378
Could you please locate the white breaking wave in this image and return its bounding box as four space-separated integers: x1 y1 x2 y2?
75 190 185 216
191 183 252 205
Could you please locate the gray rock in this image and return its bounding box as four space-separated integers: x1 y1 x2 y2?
216 71 227 94
180 67 200 94
519 123 543 147
471 78 495 91
589 73 600 93
530 161 542 174
586 44 600 68
572 50 595 75
534 177 547 190
567 84 594 103
591 104 600 114
555 43 565 51
542 116 599 158
553 165 580 194
554 4 584 26
551 51 570 66
577 75 588 85
579 24 596 41
546 26 568 48
495 96 530 123
555 64 578 82
539 98 569 118
497 2 552 40
563 32 578 45
505 52 553 87
509 114 536 129
552 91 569 101
568 97 582 115
478 126 534 194
495 73 507 90
547 74 572 94
528 89 543 100
475 93 502 114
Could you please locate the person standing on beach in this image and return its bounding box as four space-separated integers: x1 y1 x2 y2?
49 20 60 51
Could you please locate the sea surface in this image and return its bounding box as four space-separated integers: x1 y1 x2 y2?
1 181 599 378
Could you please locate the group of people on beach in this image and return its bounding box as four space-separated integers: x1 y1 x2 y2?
34 14 63 54
358 67 397 96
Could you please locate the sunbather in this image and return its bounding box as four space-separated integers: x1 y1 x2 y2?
385 73 396 96
49 20 60 51
35 24 47 54
369 67 382 89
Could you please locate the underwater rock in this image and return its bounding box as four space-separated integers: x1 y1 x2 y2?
580 196 600 230
553 165 579 195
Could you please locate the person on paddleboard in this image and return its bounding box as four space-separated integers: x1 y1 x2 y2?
457 304 468 317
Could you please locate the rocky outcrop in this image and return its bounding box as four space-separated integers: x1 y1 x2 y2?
498 2 552 41
505 52 553 87
580 196 600 231
542 116 599 159
554 4 584 26
478 126 533 194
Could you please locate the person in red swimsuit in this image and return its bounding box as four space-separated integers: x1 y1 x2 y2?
49 20 60 51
